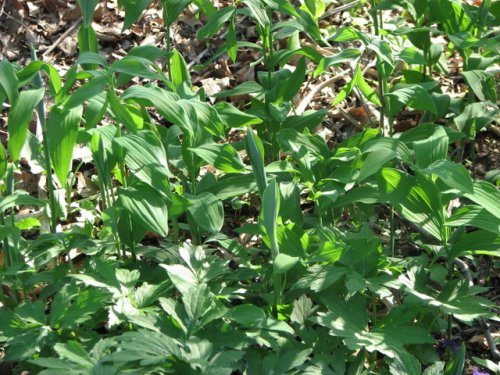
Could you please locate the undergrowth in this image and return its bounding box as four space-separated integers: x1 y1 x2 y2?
0 0 499 374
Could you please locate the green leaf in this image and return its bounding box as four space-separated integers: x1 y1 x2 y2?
464 180 500 219
76 0 99 26
215 102 263 127
190 143 245 173
277 57 306 103
413 125 449 168
47 105 83 186
260 179 280 258
387 84 438 117
121 0 154 30
118 182 169 237
0 192 44 213
0 142 7 180
64 75 108 110
314 49 362 77
113 130 170 192
423 362 445 375
7 88 45 161
197 5 236 39
445 343 465 375
420 159 473 194
243 0 270 28
462 70 497 103
389 351 421 375
355 68 381 106
246 129 267 197
332 69 357 105
274 253 299 274
447 206 500 234
162 0 192 25
214 81 263 98
227 304 266 326
110 56 163 81
170 49 191 88
53 341 95 367
0 59 19 103
188 192 224 233
448 230 500 258
379 168 443 240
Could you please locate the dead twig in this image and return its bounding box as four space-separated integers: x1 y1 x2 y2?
41 19 82 58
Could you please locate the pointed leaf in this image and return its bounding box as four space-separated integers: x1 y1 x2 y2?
8 88 45 161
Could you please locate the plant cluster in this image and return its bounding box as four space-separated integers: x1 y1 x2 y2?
0 0 499 373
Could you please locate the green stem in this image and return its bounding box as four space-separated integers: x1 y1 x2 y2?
166 24 172 81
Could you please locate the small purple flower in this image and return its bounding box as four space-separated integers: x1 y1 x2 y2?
441 338 460 353
472 367 489 375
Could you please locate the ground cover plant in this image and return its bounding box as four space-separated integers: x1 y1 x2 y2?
0 0 499 373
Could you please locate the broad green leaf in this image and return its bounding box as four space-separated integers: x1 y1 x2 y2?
387 84 438 117
110 56 162 81
76 0 99 26
215 102 263 127
0 192 44 213
47 105 83 186
447 206 500 234
121 0 154 30
214 81 263 98
0 60 19 104
260 179 280 258
413 125 448 168
77 25 99 67
108 89 143 132
182 284 226 331
420 159 473 194
190 143 245 173
114 130 170 192
379 168 443 240
314 49 361 77
77 52 108 67
273 253 299 274
64 75 108 110
118 182 169 237
464 180 500 219
290 295 313 325
227 19 237 62
53 341 95 367
160 265 196 295
197 5 236 39
389 351 421 375
277 57 306 103
188 192 224 233
162 0 192 25
227 304 266 326
462 70 497 103
243 0 270 28
246 129 267 197
7 88 45 161
448 230 500 258
170 49 191 88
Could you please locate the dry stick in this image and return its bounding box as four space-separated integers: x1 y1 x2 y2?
320 0 361 19
296 69 349 115
42 19 82 58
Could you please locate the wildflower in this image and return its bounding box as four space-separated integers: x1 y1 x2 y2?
472 367 489 375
